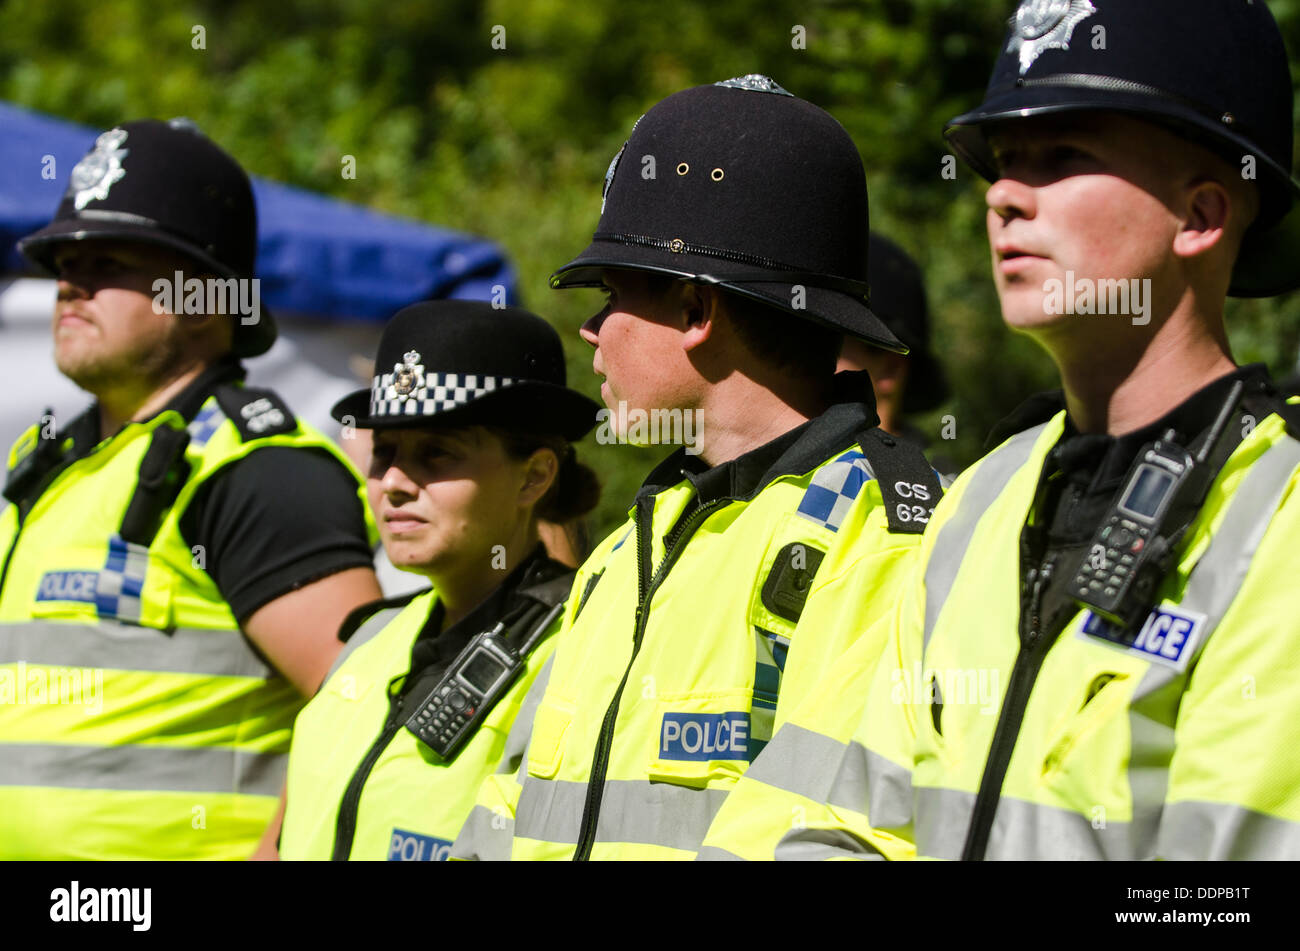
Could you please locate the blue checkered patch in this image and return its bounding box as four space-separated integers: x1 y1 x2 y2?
795 450 875 532
187 399 225 448
94 534 149 622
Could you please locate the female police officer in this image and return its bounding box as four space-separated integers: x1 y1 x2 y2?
275 300 600 860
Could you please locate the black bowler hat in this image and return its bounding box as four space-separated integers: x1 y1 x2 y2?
867 233 949 414
18 118 276 356
550 75 906 353
330 301 601 441
946 0 1300 297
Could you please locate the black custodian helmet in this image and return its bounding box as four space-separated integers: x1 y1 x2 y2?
19 118 276 356
945 0 1300 298
551 75 906 352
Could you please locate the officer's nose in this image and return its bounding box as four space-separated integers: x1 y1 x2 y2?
986 175 1036 224
579 310 604 349
55 271 91 301
377 462 419 501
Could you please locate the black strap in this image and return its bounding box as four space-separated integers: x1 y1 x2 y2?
118 424 193 546
503 572 573 655
856 428 945 534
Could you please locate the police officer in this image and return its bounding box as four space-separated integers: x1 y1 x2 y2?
700 0 1300 860
453 75 942 860
839 232 956 480
0 119 382 859
273 301 601 860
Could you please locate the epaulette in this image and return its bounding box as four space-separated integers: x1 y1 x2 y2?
856 427 945 535
213 383 298 441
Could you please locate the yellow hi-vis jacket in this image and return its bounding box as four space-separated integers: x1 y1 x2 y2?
453 398 940 860
279 584 561 861
700 400 1300 860
0 385 371 859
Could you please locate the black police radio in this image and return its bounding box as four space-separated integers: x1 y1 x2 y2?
1071 381 1245 632
405 599 565 759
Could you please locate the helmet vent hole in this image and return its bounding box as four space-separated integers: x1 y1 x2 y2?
711 167 724 181
676 162 690 176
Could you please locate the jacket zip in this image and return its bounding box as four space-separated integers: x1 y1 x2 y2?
331 679 405 861
572 495 726 860
960 556 1061 861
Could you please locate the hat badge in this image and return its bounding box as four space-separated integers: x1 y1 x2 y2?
714 74 793 97
69 128 130 211
390 349 424 401
1007 0 1097 75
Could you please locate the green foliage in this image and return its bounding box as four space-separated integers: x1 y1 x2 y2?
4 0 1300 540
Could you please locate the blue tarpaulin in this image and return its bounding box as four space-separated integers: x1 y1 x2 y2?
0 101 516 319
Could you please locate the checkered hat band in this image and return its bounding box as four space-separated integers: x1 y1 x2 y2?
370 371 518 417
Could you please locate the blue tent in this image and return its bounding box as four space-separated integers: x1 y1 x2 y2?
0 101 516 319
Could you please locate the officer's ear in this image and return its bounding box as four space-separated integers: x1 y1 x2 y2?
1173 178 1232 262
677 282 720 353
517 446 559 509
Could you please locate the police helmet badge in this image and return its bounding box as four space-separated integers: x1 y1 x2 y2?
713 74 794 97
1007 0 1097 74
389 350 424 401
601 142 626 215
69 128 130 211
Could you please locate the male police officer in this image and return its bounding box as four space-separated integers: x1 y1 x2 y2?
0 119 382 859
453 76 942 860
700 0 1300 861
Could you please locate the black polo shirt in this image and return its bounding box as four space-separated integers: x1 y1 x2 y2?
58 358 375 621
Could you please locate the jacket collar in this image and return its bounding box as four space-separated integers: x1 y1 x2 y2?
636 369 880 505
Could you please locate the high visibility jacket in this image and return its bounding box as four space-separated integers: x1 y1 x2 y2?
0 386 371 860
280 587 560 861
700 402 1300 860
453 404 938 860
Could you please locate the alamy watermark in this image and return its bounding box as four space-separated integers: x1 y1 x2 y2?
890 662 1001 716
1043 271 1151 326
0 661 103 713
595 402 702 455
152 271 261 325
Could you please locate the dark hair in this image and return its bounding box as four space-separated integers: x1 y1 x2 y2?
489 429 602 524
641 273 840 379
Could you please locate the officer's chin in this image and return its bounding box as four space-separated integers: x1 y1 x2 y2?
998 297 1074 338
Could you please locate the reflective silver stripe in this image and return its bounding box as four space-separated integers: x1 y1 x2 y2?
739 723 911 830
451 804 514 862
914 786 976 859
323 605 406 685
0 619 274 678
774 827 882 860
514 776 729 853
923 424 1048 651
695 845 744 861
0 742 286 798
919 787 1135 860
497 653 554 774
921 789 1300 861
1159 801 1300 859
